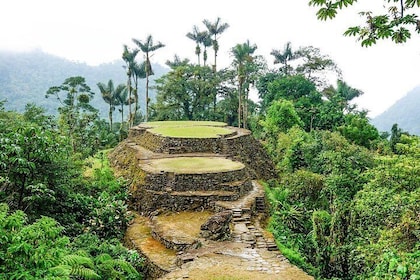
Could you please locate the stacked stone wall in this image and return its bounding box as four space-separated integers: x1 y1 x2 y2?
226 134 278 180
130 129 237 154
109 124 277 214
143 168 248 192
137 190 239 213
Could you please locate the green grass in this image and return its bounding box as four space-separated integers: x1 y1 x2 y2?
146 157 244 173
145 121 227 127
143 120 232 138
148 125 232 138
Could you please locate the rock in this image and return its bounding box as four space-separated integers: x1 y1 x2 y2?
200 210 233 241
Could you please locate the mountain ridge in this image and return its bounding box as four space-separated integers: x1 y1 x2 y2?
371 85 420 135
0 50 167 118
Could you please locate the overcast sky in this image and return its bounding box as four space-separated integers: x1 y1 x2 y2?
1 0 419 117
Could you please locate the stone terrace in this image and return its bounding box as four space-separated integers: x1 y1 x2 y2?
109 121 313 279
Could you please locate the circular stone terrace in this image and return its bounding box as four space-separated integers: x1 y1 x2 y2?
143 157 244 174
138 121 235 138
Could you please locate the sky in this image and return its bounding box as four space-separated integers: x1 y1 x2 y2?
1 0 419 117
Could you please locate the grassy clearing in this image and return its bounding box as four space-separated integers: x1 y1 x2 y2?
149 125 232 138
143 120 232 138
147 157 244 173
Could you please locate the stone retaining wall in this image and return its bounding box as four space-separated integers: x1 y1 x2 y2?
150 223 200 252
109 124 278 214
142 168 249 192
130 128 236 154
226 134 278 180
136 190 240 213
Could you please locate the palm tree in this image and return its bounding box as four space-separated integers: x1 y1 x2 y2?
122 45 139 127
165 55 190 69
203 17 229 72
113 84 128 140
131 61 147 126
323 80 363 113
97 79 116 131
186 25 203 65
231 40 257 128
132 35 165 122
202 31 212 67
270 41 296 75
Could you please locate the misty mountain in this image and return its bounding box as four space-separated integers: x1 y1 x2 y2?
0 50 168 118
371 85 420 135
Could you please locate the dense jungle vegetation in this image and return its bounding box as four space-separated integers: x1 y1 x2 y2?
1 14 419 279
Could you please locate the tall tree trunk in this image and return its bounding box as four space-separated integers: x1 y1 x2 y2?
238 83 242 128
213 37 218 72
145 75 149 122
120 104 124 141
127 74 132 128
133 75 138 127
243 88 248 129
145 56 150 122
204 48 207 66
109 104 113 131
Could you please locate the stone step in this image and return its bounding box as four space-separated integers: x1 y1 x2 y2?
266 242 279 251
255 197 265 203
233 217 248 223
256 241 267 248
241 207 251 213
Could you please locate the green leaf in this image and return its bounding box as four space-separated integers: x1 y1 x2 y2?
60 254 94 269
70 266 100 280
361 37 376 47
391 27 411 43
308 0 327 6
48 265 72 277
405 0 420 8
344 26 361 37
337 0 356 9
317 7 338 20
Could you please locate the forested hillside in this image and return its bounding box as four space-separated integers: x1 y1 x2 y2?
1 17 419 280
0 50 167 118
372 86 420 135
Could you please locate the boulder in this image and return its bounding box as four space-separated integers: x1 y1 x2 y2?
200 210 233 241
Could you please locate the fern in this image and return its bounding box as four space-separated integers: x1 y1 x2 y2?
48 264 71 278
60 254 94 269
95 253 140 279
71 265 100 280
94 253 113 264
111 259 139 275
